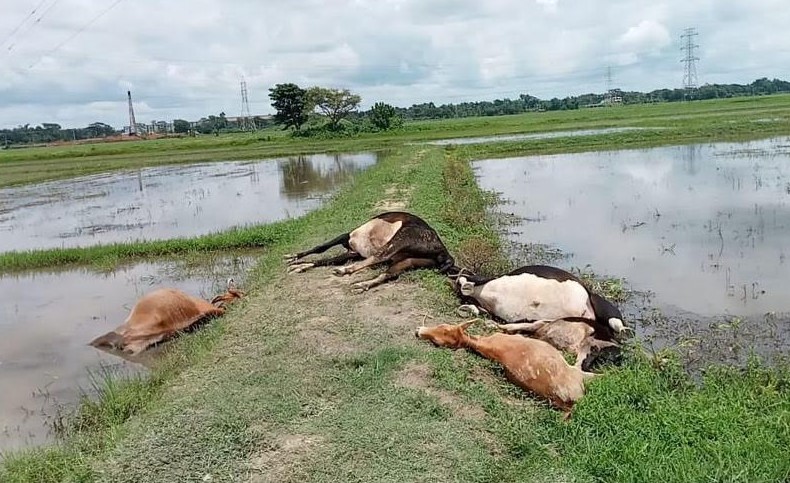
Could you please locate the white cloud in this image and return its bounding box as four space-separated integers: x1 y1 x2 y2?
1 0 790 128
618 20 672 53
535 0 559 13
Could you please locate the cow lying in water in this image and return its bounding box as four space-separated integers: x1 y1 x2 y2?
415 320 597 416
284 211 455 292
451 265 626 336
89 279 244 355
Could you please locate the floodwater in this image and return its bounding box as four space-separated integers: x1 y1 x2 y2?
474 137 790 364
424 126 648 146
0 251 258 453
0 153 376 252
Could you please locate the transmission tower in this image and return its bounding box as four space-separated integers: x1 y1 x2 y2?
603 66 621 106
239 78 255 131
604 66 613 105
606 66 613 92
680 27 699 96
127 90 137 136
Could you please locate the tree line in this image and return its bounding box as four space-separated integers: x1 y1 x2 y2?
392 77 790 120
3 77 790 146
0 122 116 146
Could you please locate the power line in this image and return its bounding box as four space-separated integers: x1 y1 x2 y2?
5 0 62 54
28 0 125 69
680 27 699 96
0 0 48 49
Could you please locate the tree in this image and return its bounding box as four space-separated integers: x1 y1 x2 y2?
173 119 190 133
306 87 361 130
269 83 308 131
368 102 399 130
86 122 115 137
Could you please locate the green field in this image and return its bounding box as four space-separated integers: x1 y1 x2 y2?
2 96 790 482
3 94 790 188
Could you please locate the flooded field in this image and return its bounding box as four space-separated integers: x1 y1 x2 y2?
0 251 258 452
424 126 648 146
0 153 376 252
474 137 790 365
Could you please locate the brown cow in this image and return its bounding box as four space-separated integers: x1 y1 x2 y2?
415 320 597 416
487 317 619 370
285 211 455 292
89 279 244 355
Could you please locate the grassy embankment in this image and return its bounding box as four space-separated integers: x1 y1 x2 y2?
3 93 790 188
2 146 788 482
5 94 790 274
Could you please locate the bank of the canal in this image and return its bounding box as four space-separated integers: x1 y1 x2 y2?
2 146 788 483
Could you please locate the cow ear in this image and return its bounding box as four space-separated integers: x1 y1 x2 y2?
459 319 476 331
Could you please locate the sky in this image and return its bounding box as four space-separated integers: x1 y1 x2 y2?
1 0 789 129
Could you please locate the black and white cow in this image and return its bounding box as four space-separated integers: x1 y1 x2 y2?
285 211 455 292
449 265 627 340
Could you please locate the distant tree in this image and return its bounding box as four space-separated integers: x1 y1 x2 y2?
252 116 274 129
173 119 190 133
269 83 309 131
306 87 361 130
86 122 115 137
368 102 399 130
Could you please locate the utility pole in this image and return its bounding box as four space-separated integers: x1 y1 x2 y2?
239 77 255 131
680 27 699 100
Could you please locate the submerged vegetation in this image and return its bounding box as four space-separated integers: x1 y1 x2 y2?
0 98 790 483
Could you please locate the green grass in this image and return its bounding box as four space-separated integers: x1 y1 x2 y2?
4 94 790 187
0 222 290 273
3 145 789 483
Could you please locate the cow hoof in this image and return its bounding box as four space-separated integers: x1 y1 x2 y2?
332 267 348 277
350 283 369 294
456 304 480 318
288 263 314 274
283 253 299 264
483 320 501 331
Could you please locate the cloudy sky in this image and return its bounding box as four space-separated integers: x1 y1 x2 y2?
1 0 789 129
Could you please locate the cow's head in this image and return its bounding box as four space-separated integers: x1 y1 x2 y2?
210 278 245 308
415 320 475 349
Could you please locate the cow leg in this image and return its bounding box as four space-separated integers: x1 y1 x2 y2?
350 257 437 293
457 304 484 318
334 227 422 277
284 232 351 265
494 320 550 334
332 254 385 277
288 250 361 274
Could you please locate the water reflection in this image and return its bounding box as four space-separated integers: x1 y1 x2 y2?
474 137 790 317
0 252 258 452
0 153 377 252
279 154 363 200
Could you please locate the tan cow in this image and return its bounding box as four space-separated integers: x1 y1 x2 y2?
415 320 597 416
488 317 619 370
89 279 244 355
